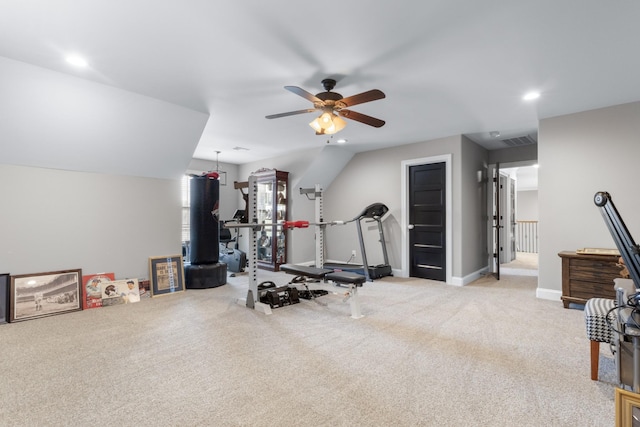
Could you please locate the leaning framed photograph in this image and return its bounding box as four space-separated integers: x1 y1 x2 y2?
148 255 185 297
615 387 640 427
0 273 9 324
10 269 82 322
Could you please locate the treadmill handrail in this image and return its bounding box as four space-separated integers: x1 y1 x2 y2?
352 202 389 222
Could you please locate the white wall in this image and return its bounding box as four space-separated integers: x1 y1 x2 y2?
0 165 181 280
517 190 538 221
538 101 640 299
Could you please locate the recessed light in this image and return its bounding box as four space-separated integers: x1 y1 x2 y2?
65 55 88 68
336 139 347 144
523 91 540 101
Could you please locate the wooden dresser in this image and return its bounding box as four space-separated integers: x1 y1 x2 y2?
558 251 622 308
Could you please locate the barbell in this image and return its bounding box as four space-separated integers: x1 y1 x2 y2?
223 220 347 230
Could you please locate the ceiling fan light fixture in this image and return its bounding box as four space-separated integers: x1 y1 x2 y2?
309 112 346 135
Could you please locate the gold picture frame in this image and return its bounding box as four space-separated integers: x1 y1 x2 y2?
148 255 185 297
615 387 640 426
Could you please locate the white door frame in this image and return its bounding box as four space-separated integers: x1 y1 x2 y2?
487 160 538 275
400 154 452 284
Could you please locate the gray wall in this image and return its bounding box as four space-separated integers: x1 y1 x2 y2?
460 136 490 278
538 101 640 299
489 144 538 166
323 135 485 282
0 164 181 279
232 135 496 284
8 101 636 295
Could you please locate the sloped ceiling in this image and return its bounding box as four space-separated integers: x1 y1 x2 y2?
0 57 208 179
1 1 640 168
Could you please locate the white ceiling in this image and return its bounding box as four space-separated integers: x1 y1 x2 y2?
2 1 640 165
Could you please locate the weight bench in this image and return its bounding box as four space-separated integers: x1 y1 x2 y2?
280 264 366 319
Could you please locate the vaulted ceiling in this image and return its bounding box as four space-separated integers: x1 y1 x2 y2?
1 1 639 175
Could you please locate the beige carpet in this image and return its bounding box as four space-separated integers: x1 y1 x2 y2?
504 252 539 270
0 270 615 426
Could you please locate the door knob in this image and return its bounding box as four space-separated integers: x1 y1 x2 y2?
408 224 414 230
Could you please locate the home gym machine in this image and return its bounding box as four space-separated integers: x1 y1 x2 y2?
594 191 640 391
300 184 392 282
219 209 247 276
280 263 366 319
224 176 367 317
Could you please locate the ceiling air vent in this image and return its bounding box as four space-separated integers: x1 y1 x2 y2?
501 134 537 147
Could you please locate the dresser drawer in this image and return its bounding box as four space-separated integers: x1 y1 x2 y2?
559 251 622 308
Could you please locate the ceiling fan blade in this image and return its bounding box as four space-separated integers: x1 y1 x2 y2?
284 86 323 104
266 108 317 119
338 109 386 128
338 89 385 108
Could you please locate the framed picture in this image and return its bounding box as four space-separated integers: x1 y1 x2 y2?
102 278 140 306
138 279 150 298
82 272 115 309
148 255 185 297
615 387 640 427
0 273 9 324
10 269 82 322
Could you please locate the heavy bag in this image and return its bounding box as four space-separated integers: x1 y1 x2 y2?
189 175 220 264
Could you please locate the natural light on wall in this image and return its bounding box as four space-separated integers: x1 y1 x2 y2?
65 55 88 68
523 91 540 101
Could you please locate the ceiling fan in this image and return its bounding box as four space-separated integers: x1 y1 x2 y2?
266 79 386 135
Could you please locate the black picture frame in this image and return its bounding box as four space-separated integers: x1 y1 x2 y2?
10 269 82 322
0 273 9 324
148 255 185 297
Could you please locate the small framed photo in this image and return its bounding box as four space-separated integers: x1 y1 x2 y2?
138 279 150 298
615 387 640 427
10 269 82 322
148 255 185 297
0 273 9 324
102 278 140 306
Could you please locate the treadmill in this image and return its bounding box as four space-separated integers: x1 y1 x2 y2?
323 202 393 282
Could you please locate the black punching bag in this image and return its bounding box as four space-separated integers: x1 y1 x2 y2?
185 174 226 289
189 175 220 265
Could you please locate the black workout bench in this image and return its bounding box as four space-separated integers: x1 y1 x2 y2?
280 264 366 318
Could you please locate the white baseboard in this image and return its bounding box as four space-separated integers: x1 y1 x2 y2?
536 287 561 301
451 266 489 286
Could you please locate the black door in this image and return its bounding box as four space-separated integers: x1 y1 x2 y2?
492 164 501 280
409 162 446 281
